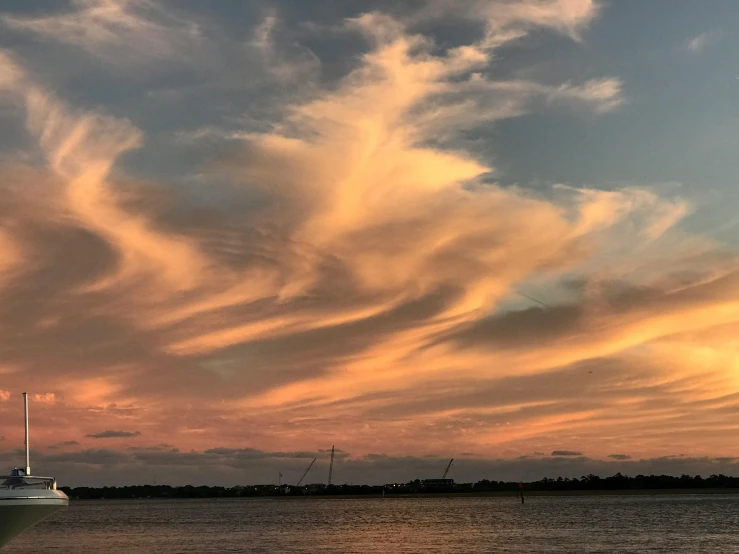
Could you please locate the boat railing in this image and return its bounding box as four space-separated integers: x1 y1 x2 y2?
0 475 58 490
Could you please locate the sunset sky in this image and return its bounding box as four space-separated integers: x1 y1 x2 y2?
1 0 739 487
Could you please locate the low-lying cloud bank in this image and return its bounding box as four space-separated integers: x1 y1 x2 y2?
1 448 737 488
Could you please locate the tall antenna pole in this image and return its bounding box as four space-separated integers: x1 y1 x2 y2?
328 445 335 486
23 392 30 476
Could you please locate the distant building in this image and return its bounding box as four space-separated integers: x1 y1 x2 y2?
253 484 277 491
305 483 326 492
421 479 454 489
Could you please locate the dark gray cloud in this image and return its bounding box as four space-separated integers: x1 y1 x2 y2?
42 449 129 465
48 440 80 450
551 451 583 457
608 454 631 460
127 444 175 452
204 447 319 459
86 430 142 439
0 448 735 488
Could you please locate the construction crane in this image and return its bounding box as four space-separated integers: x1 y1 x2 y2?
328 445 335 486
441 458 454 479
297 458 316 486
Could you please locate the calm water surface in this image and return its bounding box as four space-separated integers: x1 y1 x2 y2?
7 494 739 553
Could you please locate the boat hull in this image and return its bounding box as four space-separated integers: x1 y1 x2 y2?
0 493 69 548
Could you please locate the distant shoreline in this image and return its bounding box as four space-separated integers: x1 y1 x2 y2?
63 475 739 500
407 488 739 497
67 488 739 500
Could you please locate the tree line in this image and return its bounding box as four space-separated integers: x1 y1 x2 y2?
60 473 739 499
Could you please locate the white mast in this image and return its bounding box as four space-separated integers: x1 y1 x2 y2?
23 392 30 476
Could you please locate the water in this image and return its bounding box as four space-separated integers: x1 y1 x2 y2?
6 494 739 553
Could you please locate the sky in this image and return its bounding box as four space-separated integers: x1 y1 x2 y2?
0 0 738 487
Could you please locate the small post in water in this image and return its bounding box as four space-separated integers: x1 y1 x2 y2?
23 392 30 476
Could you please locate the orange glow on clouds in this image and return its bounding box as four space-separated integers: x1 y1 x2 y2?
0 0 738 480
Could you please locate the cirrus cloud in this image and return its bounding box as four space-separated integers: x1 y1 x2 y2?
0 1 737 485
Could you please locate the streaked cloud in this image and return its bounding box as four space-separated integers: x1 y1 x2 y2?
685 31 721 53
87 430 142 439
2 0 203 67
414 0 600 43
250 12 321 84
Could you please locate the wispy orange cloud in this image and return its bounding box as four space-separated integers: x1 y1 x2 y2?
32 392 56 404
0 1 738 483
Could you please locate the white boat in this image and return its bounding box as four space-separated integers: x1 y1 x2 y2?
0 393 69 548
